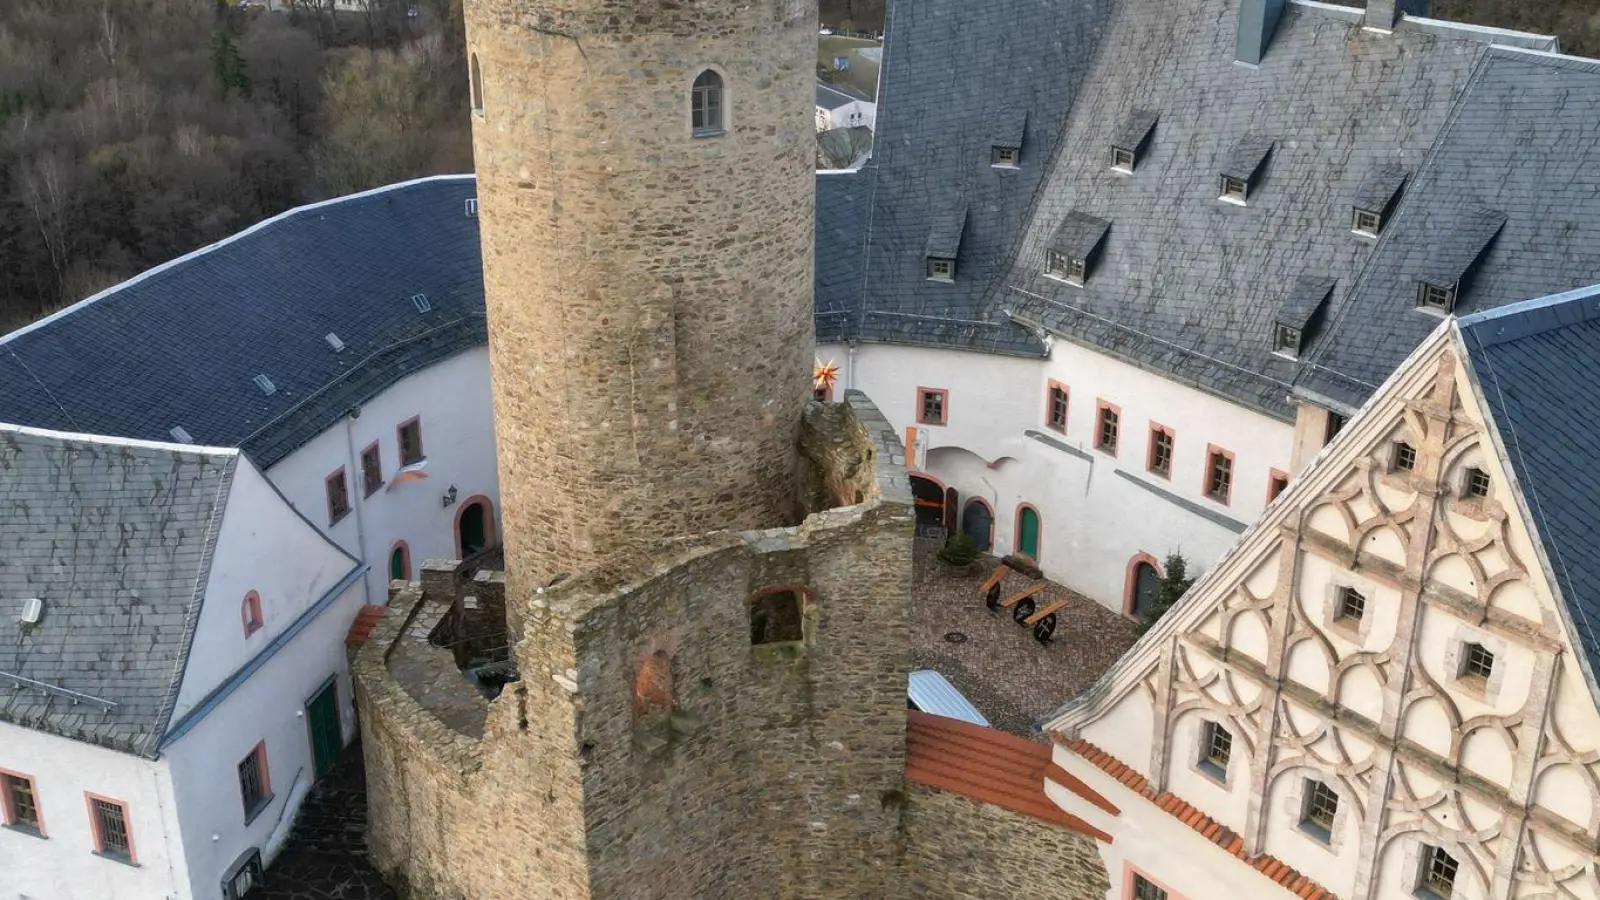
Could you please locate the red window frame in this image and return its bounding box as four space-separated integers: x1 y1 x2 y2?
84 792 136 865
325 467 351 524
1204 444 1236 505
1095 399 1121 456
1267 468 1290 503
0 768 45 836
916 387 949 426
1045 380 1069 432
241 591 264 638
397 417 425 466
360 441 383 497
1146 422 1175 479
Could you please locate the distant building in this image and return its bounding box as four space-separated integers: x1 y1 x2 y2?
0 426 364 900
817 81 876 132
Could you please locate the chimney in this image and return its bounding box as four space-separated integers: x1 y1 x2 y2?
1365 0 1429 30
1237 0 1288 66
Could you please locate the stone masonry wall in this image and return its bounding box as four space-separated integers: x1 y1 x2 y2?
903 785 1111 900
357 393 916 900
465 0 819 583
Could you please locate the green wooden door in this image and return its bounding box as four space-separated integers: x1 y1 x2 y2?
1018 506 1040 559
307 680 341 779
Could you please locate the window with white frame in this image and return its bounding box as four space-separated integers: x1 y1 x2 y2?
1199 720 1231 781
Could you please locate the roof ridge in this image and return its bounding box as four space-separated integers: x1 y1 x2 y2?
0 420 239 457
0 174 476 350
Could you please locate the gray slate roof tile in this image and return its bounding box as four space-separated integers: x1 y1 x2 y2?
1049 212 1112 260
1277 275 1337 331
1352 163 1408 216
1221 134 1277 184
1460 286 1600 702
0 429 235 758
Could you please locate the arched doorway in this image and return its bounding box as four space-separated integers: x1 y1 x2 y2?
1016 505 1041 560
1127 554 1162 618
389 542 411 581
910 474 946 536
454 495 496 557
962 499 994 552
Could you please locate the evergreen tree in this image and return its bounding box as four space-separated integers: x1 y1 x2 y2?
211 30 252 98
1139 551 1196 634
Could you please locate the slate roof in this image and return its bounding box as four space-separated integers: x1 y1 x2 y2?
1459 284 1600 705
816 82 871 110
0 176 485 469
1277 275 1337 331
1049 212 1112 261
1352 163 1407 216
0 427 237 758
1296 48 1600 412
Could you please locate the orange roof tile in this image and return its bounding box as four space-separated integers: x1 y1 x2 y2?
345 604 388 647
905 710 1114 842
1063 738 1340 900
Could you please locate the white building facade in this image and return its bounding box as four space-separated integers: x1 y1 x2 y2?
0 429 364 900
1043 298 1600 900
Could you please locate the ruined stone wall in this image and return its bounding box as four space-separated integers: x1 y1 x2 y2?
903 786 1111 900
464 0 818 582
357 393 914 900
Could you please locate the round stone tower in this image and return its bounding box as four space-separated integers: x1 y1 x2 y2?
463 0 818 580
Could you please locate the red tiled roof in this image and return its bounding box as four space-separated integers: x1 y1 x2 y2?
346 605 389 648
905 710 1115 841
1062 737 1338 900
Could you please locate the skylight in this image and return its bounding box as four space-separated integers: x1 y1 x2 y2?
169 426 194 444
326 333 346 352
254 374 277 396
412 293 432 312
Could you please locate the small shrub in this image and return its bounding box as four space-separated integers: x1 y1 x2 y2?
1139 551 1196 635
937 531 980 567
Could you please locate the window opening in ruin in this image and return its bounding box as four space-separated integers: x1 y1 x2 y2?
1417 845 1459 900
750 589 805 645
1300 779 1338 843
633 650 674 718
470 53 484 114
692 70 724 136
1199 720 1231 781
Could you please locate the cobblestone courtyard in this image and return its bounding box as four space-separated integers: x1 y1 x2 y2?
909 538 1142 736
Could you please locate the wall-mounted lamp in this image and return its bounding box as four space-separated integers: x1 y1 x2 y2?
442 485 459 508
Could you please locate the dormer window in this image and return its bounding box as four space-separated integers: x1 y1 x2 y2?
1046 211 1110 287
1274 324 1302 355
1046 250 1086 286
1352 163 1406 237
926 205 967 283
1219 134 1275 205
990 108 1026 170
1418 281 1456 312
1110 109 1158 174
1274 275 1335 361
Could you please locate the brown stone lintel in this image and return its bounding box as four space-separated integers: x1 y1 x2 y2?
1299 530 1413 590
1420 583 1561 652
1182 635 1597 855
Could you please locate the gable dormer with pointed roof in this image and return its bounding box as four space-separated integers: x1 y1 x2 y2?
1040 284 1600 900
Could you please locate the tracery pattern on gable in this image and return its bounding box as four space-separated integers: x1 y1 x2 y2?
1380 764 1503 896
1267 694 1377 825
1534 708 1600 838
1512 826 1600 900
1169 642 1264 764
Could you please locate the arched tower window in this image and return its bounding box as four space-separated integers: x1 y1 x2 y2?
470 53 484 114
691 69 724 137
633 650 674 719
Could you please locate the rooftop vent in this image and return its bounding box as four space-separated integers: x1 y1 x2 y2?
19 598 43 624
1366 0 1429 31
412 293 432 312
169 426 194 443
1237 0 1288 65
1274 275 1337 358
254 374 277 396
465 198 479 217
326 333 346 352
